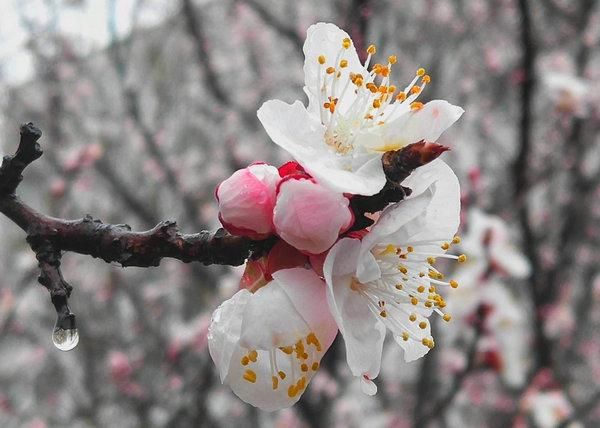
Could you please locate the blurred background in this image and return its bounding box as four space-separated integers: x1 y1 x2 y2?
0 0 598 427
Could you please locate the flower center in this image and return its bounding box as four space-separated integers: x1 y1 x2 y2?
349 236 466 349
316 40 431 155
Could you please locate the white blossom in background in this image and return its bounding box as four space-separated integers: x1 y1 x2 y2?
523 390 580 428
258 22 463 196
323 160 463 393
542 71 591 117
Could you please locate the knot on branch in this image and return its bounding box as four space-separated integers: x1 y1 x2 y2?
0 123 43 196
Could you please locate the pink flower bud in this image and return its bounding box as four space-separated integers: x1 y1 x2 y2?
216 164 280 239
273 178 353 255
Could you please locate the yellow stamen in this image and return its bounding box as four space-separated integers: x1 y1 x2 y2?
342 38 351 49
416 68 426 76
367 44 377 54
243 370 257 383
388 55 397 64
318 55 326 65
272 376 279 390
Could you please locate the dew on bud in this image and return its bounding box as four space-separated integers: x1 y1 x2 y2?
52 313 79 351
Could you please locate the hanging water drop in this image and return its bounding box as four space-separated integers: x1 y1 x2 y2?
52 312 79 351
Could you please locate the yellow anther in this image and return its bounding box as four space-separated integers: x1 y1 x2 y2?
417 285 425 293
443 314 452 322
438 301 447 308
248 350 258 362
422 338 435 349
373 99 381 108
419 321 427 329
312 362 319 371
411 101 424 111
458 254 467 263
416 68 426 76
409 313 417 322
326 66 335 74
407 246 414 253
419 272 425 278
278 371 286 380
388 85 397 93
429 286 436 293
427 256 436 265
437 272 444 280
366 82 378 93
402 331 410 341
395 284 403 290
399 266 408 274
388 55 397 64
318 55 326 65
422 75 431 84
306 332 322 351
301 352 309 360
287 385 297 398
367 44 377 54
441 242 450 250
396 91 407 102
342 37 351 49
243 369 257 383
381 244 396 255
411 297 418 305
410 85 421 94
297 376 307 390
301 363 309 372
340 59 348 68
380 310 387 318
452 236 461 244
241 356 249 366
450 280 459 289
378 85 388 93
280 346 293 355
272 376 279 389
424 301 433 308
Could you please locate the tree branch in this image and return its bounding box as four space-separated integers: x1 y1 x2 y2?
0 122 447 341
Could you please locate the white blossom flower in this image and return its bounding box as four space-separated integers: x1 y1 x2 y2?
257 22 464 196
542 71 591 117
323 160 462 392
208 267 338 411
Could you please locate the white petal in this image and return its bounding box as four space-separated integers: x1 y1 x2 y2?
324 238 385 378
394 335 432 362
257 99 326 158
208 289 252 383
273 268 339 342
360 376 378 396
239 277 311 350
306 151 386 196
401 159 461 243
303 22 366 116
380 100 464 149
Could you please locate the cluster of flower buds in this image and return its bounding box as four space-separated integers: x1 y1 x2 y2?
216 162 353 254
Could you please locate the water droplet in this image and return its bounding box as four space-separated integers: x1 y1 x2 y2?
52 313 79 351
